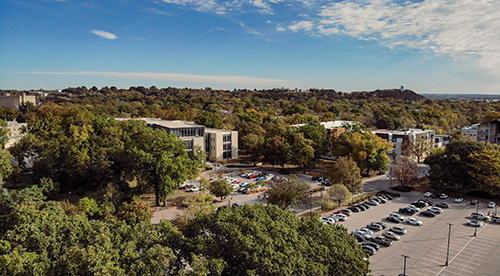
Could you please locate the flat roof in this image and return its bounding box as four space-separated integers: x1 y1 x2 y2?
205 128 234 134
115 118 204 129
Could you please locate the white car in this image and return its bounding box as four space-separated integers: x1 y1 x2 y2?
440 193 449 199
488 202 496 208
424 192 433 197
355 228 373 236
405 218 423 226
330 214 347 221
454 197 464 203
406 205 421 212
466 220 482 227
320 217 335 225
427 207 442 214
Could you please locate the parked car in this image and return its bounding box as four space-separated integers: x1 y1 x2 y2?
436 202 449 208
471 213 490 221
383 230 400 240
366 222 383 231
488 202 496 208
348 206 361 213
331 214 347 221
427 207 442 214
491 216 500 223
424 192 433 197
419 198 434 206
390 226 407 235
386 214 404 223
355 228 373 236
466 220 482 227
320 217 335 225
440 193 449 199
373 221 388 229
368 236 392 247
362 240 381 250
353 232 368 242
411 201 427 208
362 244 377 255
366 200 379 206
406 205 421 212
399 208 417 215
471 199 479 205
454 197 464 203
420 210 436 217
338 209 352 216
405 218 423 226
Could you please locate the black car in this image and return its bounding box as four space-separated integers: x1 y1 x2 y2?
360 203 370 209
399 208 416 215
420 210 436 217
348 206 360 213
411 201 427 208
419 199 434 206
368 236 392 247
356 205 366 211
311 176 320 181
386 216 403 223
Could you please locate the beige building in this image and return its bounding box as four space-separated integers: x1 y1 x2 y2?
117 118 238 161
477 120 500 144
0 93 36 109
205 128 238 161
4 120 27 148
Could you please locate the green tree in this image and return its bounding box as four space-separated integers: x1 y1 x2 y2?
207 179 233 202
0 149 12 185
182 204 370 276
327 184 351 206
263 175 310 210
126 125 205 207
424 140 484 191
332 131 393 175
327 156 363 195
298 123 330 161
470 147 500 194
240 133 264 166
263 135 291 168
194 111 223 128
407 136 433 163
0 119 8 149
290 133 315 173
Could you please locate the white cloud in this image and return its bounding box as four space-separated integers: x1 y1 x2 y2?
91 30 117 40
287 0 500 76
19 71 296 86
239 21 262 36
288 20 314 32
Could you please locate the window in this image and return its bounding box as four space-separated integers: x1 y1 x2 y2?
223 151 232 159
183 139 194 150
223 134 231 142
223 143 231 151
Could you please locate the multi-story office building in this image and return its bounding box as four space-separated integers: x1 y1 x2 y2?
4 120 27 148
0 93 36 109
461 124 480 141
371 128 435 161
117 118 238 161
205 128 238 161
477 120 500 144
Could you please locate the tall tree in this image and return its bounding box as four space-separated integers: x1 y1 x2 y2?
182 204 370 276
0 119 9 149
327 156 363 195
263 175 310 210
240 133 264 166
390 156 418 187
207 178 233 202
327 184 351 206
290 133 315 173
407 136 433 163
470 146 500 194
127 125 205 207
263 135 291 168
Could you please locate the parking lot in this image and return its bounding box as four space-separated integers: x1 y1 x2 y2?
337 192 500 276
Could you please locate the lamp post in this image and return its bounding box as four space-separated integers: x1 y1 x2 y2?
310 189 313 217
389 167 392 189
474 202 479 237
351 177 355 206
495 204 497 216
445 223 453 266
402 255 410 276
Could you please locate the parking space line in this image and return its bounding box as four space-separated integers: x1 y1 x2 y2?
435 223 490 276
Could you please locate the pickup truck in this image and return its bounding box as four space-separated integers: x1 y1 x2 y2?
491 216 500 223
471 213 490 221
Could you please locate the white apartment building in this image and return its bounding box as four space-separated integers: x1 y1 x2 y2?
371 128 435 161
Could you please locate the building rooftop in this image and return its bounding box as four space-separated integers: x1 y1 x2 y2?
205 128 234 134
115 118 204 128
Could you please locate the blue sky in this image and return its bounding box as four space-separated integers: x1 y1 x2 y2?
1 0 499 94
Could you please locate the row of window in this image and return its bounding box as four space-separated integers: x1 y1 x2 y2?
171 127 204 138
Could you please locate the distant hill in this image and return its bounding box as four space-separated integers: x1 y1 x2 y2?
349 89 426 101
421 94 500 100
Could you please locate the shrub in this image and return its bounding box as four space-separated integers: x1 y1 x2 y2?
319 200 336 211
246 187 267 194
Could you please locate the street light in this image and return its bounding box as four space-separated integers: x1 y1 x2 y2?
474 202 479 237
402 255 410 276
445 223 453 266
308 189 312 216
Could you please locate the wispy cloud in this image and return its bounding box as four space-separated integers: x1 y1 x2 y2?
143 8 173 16
288 0 500 75
18 71 296 86
239 21 262 36
91 30 117 40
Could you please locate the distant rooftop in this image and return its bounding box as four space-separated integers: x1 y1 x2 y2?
115 118 204 129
